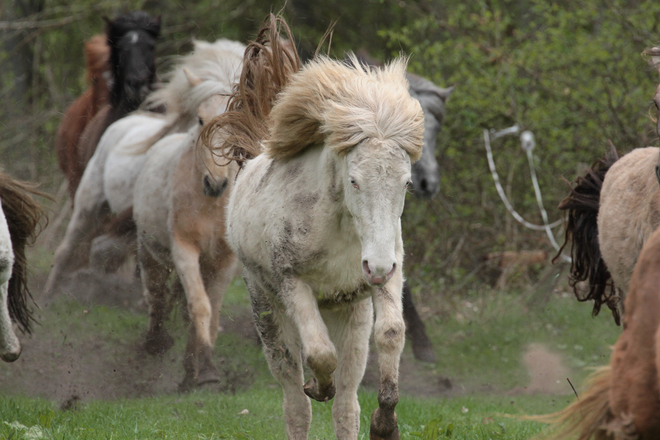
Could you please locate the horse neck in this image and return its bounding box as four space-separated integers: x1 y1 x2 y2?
90 77 110 115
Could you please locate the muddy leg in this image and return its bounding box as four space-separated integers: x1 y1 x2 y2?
172 237 220 389
324 300 373 440
402 280 436 363
138 244 174 356
283 277 337 402
370 271 405 440
248 276 310 439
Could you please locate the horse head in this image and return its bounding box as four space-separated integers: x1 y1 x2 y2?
407 74 453 198
186 69 233 198
105 11 161 111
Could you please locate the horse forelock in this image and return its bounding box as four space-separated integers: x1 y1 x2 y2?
108 11 161 40
265 55 424 162
84 34 110 85
0 173 47 334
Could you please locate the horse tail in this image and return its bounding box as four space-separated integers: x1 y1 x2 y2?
200 13 301 166
555 145 621 324
524 366 613 440
0 173 49 334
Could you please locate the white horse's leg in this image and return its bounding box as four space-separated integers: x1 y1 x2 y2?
248 276 311 440
171 237 220 388
369 270 405 440
324 300 373 440
138 244 174 356
204 255 237 347
283 277 337 402
45 162 108 296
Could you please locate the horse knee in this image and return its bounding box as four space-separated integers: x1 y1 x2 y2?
375 320 405 353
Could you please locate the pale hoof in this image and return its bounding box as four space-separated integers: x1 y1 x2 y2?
303 377 336 402
196 365 221 386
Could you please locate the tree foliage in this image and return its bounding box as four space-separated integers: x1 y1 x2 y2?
1 0 660 292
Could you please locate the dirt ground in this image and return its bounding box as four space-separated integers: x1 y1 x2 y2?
0 264 571 407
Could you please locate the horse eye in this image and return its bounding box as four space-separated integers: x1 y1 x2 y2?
405 180 412 188
350 179 359 190
198 117 204 126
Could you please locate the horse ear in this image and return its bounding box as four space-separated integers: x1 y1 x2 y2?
183 68 202 87
433 86 454 101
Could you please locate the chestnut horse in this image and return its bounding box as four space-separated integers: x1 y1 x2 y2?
67 11 161 200
55 34 110 201
134 87 237 390
533 224 660 439
0 173 46 362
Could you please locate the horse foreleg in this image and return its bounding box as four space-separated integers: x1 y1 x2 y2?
0 234 20 362
248 276 310 440
138 244 174 356
172 236 219 389
370 270 405 440
324 300 373 440
45 161 108 297
283 277 337 402
402 281 436 363
204 255 237 347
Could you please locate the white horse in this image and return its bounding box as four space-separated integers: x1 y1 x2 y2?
133 80 238 389
0 173 45 361
45 39 244 295
203 17 424 440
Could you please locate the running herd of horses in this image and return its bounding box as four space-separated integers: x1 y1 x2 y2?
1 9 660 440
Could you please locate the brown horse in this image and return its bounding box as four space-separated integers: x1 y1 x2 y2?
55 34 110 202
0 173 46 361
68 11 161 200
533 224 660 440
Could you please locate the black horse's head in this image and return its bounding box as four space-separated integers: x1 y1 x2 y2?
407 73 453 198
105 11 161 111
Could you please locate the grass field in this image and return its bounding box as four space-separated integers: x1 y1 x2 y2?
0 268 621 439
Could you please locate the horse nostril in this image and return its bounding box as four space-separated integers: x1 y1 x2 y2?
362 260 371 275
420 178 428 193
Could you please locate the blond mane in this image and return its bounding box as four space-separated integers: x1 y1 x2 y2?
133 39 245 154
203 16 423 165
266 55 424 161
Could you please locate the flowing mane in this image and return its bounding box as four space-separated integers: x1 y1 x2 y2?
136 39 245 153
266 55 424 161
0 173 47 334
200 15 300 164
202 16 423 165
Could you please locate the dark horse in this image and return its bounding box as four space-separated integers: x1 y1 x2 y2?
55 34 110 202
67 11 161 201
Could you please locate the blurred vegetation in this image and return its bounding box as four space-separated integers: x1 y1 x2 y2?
2 0 660 297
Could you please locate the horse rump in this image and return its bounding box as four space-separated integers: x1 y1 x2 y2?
556 145 620 324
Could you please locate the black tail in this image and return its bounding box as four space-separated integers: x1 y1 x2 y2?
555 145 621 324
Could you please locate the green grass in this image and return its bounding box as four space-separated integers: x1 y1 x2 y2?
0 389 563 439
0 275 622 439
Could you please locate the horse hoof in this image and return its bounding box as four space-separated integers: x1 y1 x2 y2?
196 367 221 386
144 331 174 356
369 408 400 440
412 343 437 363
303 377 336 402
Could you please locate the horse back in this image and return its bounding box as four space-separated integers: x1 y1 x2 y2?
598 147 660 297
